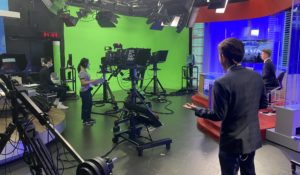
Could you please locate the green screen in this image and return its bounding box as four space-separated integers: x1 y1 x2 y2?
63 11 189 94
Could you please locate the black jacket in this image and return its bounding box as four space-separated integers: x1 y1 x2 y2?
39 66 54 89
195 65 268 154
262 59 279 89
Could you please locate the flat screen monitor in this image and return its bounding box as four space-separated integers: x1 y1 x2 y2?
150 50 168 63
242 40 271 63
124 48 151 68
0 54 27 74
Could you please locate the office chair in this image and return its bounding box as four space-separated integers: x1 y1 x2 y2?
267 71 285 113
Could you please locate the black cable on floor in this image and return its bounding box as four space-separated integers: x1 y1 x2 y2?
91 111 120 118
151 98 174 115
101 139 126 158
57 149 77 171
166 89 197 97
48 129 64 175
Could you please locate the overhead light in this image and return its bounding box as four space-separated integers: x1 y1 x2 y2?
0 10 20 18
170 16 181 27
60 13 79 27
215 0 228 13
41 0 65 15
150 20 164 30
96 11 119 27
176 14 188 33
77 8 91 18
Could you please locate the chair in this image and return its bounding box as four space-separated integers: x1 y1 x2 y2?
268 71 285 112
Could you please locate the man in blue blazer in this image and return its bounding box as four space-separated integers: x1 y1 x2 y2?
184 38 268 175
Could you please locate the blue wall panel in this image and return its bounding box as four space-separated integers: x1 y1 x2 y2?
0 0 8 54
203 11 285 74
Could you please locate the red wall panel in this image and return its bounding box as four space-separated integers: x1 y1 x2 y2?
196 0 292 23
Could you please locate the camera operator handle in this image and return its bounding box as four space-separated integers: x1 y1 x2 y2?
17 89 115 175
0 74 114 175
17 82 114 175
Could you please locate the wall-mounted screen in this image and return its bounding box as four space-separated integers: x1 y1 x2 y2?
0 54 27 74
242 40 272 63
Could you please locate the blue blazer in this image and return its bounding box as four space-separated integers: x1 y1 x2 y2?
195 65 268 154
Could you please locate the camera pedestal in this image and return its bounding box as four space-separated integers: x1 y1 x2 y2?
112 109 172 156
113 68 172 156
92 66 119 113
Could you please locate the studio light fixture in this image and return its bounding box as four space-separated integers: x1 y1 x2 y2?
96 11 119 27
146 1 190 33
161 16 181 27
170 16 181 27
0 10 20 18
176 14 188 33
76 8 91 18
58 10 79 27
41 0 65 15
215 0 229 13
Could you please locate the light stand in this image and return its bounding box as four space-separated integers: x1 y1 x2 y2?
112 67 172 156
92 65 119 112
0 75 114 175
143 62 166 96
143 50 168 97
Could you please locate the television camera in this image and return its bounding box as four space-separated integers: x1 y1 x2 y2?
94 45 152 111
100 45 172 156
101 44 151 70
93 44 151 112
0 74 114 175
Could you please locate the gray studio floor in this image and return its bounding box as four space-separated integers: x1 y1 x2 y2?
0 91 299 175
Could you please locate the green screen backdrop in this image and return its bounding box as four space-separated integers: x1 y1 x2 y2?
63 11 189 94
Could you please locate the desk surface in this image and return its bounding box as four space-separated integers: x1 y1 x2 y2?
0 107 66 141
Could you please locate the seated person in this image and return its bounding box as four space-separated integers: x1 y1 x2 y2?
261 49 279 92
39 57 68 109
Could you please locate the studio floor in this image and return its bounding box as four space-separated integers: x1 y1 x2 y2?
0 91 299 175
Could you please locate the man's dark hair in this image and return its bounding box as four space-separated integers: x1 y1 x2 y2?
43 57 52 64
218 38 245 64
262 49 272 57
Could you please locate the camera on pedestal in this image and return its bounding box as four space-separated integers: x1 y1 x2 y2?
143 50 168 97
92 44 124 113
110 48 172 156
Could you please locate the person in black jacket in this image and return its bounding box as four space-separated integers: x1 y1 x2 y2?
39 57 68 109
184 38 268 175
261 49 279 91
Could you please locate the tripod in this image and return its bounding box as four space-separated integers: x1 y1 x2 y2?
0 75 114 175
112 67 172 156
92 65 119 111
143 62 166 96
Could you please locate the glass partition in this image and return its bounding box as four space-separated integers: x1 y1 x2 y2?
285 0 300 106
193 9 288 98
